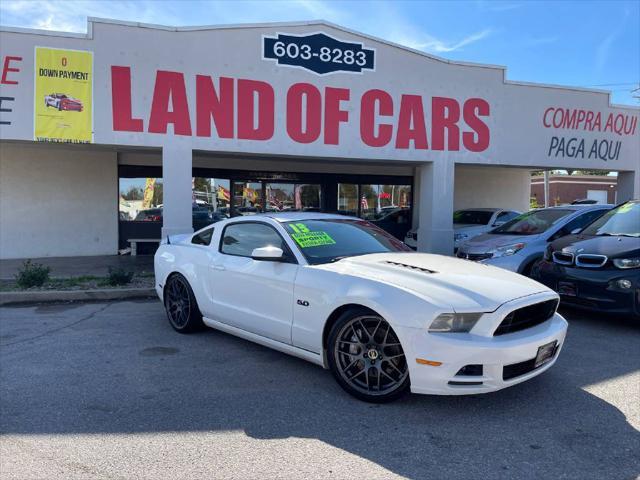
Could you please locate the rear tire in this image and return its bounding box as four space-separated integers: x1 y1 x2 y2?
327 308 410 403
163 273 204 333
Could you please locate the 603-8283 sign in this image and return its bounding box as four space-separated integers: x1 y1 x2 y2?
263 32 375 75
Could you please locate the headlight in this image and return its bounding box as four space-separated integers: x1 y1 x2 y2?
613 258 640 269
454 233 468 241
489 243 526 258
428 313 483 333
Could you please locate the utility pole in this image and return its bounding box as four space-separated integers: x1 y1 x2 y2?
543 170 550 207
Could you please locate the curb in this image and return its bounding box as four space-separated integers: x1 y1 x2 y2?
0 288 157 306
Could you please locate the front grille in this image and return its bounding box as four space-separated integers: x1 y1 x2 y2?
503 358 537 380
494 299 558 336
575 254 607 268
552 251 574 265
503 345 558 380
457 251 493 261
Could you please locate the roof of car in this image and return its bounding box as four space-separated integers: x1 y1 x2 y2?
456 208 504 212
260 212 358 222
536 204 613 211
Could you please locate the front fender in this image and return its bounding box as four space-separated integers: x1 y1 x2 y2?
291 267 447 355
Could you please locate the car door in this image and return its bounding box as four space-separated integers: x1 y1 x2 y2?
207 221 298 344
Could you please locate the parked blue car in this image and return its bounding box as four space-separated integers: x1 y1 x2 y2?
455 204 613 276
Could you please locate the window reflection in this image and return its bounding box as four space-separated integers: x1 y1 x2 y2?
233 181 262 216
266 183 321 212
337 183 358 216
119 178 164 221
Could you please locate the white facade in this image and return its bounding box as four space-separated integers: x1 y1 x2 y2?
0 18 638 259
0 143 118 258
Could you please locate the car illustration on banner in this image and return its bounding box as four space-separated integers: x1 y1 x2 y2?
44 93 84 112
154 212 568 403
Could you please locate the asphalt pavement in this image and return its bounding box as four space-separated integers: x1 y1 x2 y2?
0 300 638 479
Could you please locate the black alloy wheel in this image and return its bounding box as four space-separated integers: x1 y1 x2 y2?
164 273 204 333
327 308 410 403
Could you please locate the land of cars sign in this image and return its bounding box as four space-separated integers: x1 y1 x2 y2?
263 32 375 75
111 67 490 152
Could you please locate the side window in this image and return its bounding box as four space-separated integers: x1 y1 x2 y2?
221 223 286 257
496 211 518 223
550 210 607 240
191 227 214 246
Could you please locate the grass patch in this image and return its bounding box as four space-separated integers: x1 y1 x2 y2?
0 273 154 292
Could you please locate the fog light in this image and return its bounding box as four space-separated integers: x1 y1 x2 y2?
617 279 632 289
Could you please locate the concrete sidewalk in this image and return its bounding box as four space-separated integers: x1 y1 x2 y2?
0 255 154 280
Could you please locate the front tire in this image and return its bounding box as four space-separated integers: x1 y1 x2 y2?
327 308 410 403
163 273 204 333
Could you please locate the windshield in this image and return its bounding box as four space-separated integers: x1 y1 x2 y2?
283 219 411 265
491 209 573 235
581 202 640 237
453 210 494 225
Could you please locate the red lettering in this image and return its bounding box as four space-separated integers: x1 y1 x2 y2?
286 83 322 143
324 87 349 145
395 95 428 149
585 111 594 131
1 56 21 85
195 75 233 138
237 79 274 140
148 71 192 135
111 66 143 132
462 98 490 152
432 97 460 151
360 89 393 147
543 107 553 128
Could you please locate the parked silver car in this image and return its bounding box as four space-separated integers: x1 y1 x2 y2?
404 208 520 250
455 205 613 275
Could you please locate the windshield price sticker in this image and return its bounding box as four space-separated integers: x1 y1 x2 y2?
263 32 375 75
292 231 336 248
288 223 336 247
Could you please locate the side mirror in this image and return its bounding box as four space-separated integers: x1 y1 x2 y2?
251 246 284 261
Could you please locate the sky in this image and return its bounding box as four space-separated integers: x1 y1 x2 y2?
1 0 638 105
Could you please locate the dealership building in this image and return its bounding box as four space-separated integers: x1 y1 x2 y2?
0 18 638 259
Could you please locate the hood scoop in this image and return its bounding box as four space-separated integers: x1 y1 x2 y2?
382 260 437 274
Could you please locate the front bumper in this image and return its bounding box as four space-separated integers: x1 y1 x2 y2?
397 311 568 396
533 260 640 317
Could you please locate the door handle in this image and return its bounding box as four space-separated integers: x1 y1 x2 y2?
212 264 225 271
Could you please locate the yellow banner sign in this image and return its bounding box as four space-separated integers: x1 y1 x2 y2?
34 47 93 143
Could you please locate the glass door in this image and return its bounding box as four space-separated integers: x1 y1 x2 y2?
232 181 263 216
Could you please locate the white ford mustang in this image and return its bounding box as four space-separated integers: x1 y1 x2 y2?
154 212 568 403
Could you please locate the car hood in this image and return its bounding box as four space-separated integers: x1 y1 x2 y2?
317 252 550 312
460 232 537 251
551 234 640 258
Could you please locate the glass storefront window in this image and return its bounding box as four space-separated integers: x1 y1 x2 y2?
233 181 262 216
360 184 412 220
336 183 412 240
119 177 163 221
337 183 358 216
266 183 322 212
297 184 322 211
193 178 231 217
192 177 231 228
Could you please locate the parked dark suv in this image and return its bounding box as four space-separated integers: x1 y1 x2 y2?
532 200 640 318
